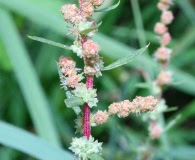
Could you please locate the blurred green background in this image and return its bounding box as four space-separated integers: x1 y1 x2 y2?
0 0 195 159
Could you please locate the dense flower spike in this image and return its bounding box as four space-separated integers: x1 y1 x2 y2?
69 136 102 160
56 0 159 158
147 0 174 142
108 97 157 118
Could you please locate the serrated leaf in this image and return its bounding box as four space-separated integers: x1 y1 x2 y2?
80 22 102 35
64 96 84 108
28 36 71 50
87 153 104 160
102 44 149 71
95 0 120 12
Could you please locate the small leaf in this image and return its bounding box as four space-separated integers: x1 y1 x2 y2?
28 36 71 50
87 153 104 160
102 44 149 71
64 96 84 108
95 0 120 12
163 107 178 113
80 22 102 35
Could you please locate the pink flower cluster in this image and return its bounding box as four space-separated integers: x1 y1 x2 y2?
61 4 82 24
61 0 104 22
83 40 102 76
108 96 158 118
94 110 109 125
156 70 172 86
149 121 163 139
154 0 174 64
83 40 100 58
59 57 82 88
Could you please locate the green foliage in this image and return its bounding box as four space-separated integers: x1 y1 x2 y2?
0 0 195 159
95 0 120 12
88 153 104 160
0 122 72 160
80 21 102 35
102 44 149 71
28 36 71 50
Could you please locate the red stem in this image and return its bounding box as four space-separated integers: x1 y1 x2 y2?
83 76 94 139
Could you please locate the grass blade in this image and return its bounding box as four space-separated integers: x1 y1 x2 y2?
0 9 60 146
0 121 72 160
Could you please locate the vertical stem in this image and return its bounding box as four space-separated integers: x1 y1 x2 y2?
79 0 83 12
83 76 94 139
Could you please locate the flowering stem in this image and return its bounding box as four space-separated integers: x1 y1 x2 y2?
79 0 83 13
83 75 94 139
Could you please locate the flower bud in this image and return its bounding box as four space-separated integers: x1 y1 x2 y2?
92 0 104 7
154 47 172 62
94 110 109 125
117 100 131 118
149 122 163 139
59 57 76 75
154 22 168 35
161 32 171 46
61 4 80 23
157 2 170 11
84 66 97 76
132 96 157 113
83 40 100 58
160 0 172 4
66 72 80 88
156 70 172 86
161 11 174 25
82 2 94 16
108 102 120 115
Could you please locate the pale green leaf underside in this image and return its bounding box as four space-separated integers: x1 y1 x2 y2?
88 153 104 160
0 121 73 160
28 36 71 50
64 96 84 108
80 21 102 35
102 44 149 71
95 0 120 12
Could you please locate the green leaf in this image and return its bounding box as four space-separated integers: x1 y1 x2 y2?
87 153 104 160
0 121 73 160
28 36 71 50
80 21 102 35
102 44 149 71
0 9 60 146
95 0 120 12
64 96 84 108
